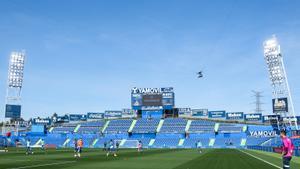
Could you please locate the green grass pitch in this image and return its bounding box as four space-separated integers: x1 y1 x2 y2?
0 148 299 169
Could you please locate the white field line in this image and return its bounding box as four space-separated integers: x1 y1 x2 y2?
238 149 281 169
7 161 76 169
248 149 283 160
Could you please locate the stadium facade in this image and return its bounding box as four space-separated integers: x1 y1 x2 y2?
1 87 300 157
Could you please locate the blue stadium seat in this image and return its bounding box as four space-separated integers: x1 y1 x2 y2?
132 118 160 133
77 121 105 134
104 119 133 134
152 138 180 148
160 118 187 133
188 120 215 133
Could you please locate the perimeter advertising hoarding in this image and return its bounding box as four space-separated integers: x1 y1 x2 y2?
263 115 281 123
53 115 69 123
226 112 244 120
264 115 282 131
208 111 226 118
87 112 104 120
280 116 297 123
5 104 21 118
272 97 288 113
122 109 137 118
192 109 208 118
244 113 262 121
141 106 163 111
248 130 278 137
178 108 192 117
105 110 122 119
32 118 52 125
69 114 87 121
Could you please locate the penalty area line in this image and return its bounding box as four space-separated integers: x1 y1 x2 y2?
7 161 76 169
238 149 281 169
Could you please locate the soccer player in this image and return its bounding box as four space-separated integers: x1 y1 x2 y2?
137 140 143 152
196 140 202 153
281 130 294 169
3 138 8 152
40 139 45 151
26 139 33 155
74 138 78 157
116 141 120 151
106 139 117 157
103 141 107 151
77 139 83 158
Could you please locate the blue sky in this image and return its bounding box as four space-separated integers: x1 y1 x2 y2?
1 0 300 120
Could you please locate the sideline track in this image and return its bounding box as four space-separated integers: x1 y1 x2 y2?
238 149 281 169
7 161 76 169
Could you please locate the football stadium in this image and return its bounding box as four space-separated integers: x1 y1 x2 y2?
1 1 300 169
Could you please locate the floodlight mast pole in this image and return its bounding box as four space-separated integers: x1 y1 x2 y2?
263 36 298 130
5 51 25 121
281 55 298 129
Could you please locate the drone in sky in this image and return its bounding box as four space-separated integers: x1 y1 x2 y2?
197 71 203 78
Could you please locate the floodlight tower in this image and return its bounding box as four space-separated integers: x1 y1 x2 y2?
5 51 26 119
263 35 298 129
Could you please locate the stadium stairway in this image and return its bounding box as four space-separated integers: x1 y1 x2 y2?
156 119 164 132
128 120 137 132
48 127 54 133
74 124 81 133
178 139 185 147
63 138 70 147
214 123 220 132
91 139 98 148
241 138 247 146
149 139 155 147
120 139 126 146
34 139 42 147
101 121 110 133
242 125 248 132
185 120 192 132
209 138 215 147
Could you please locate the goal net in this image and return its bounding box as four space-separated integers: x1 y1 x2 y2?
115 139 139 149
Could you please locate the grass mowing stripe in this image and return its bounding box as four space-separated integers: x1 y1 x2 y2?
171 149 213 169
72 149 205 169
67 149 183 166
238 149 281 169
173 149 279 169
6 161 76 169
0 149 180 169
248 149 300 164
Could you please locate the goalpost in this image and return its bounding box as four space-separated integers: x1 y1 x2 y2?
115 140 140 149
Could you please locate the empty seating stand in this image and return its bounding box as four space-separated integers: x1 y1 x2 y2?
218 123 243 133
160 118 187 133
152 138 180 148
104 119 133 134
51 124 77 134
11 118 280 149
182 138 210 148
188 120 215 133
214 138 242 147
246 137 270 146
132 118 160 133
77 121 105 134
